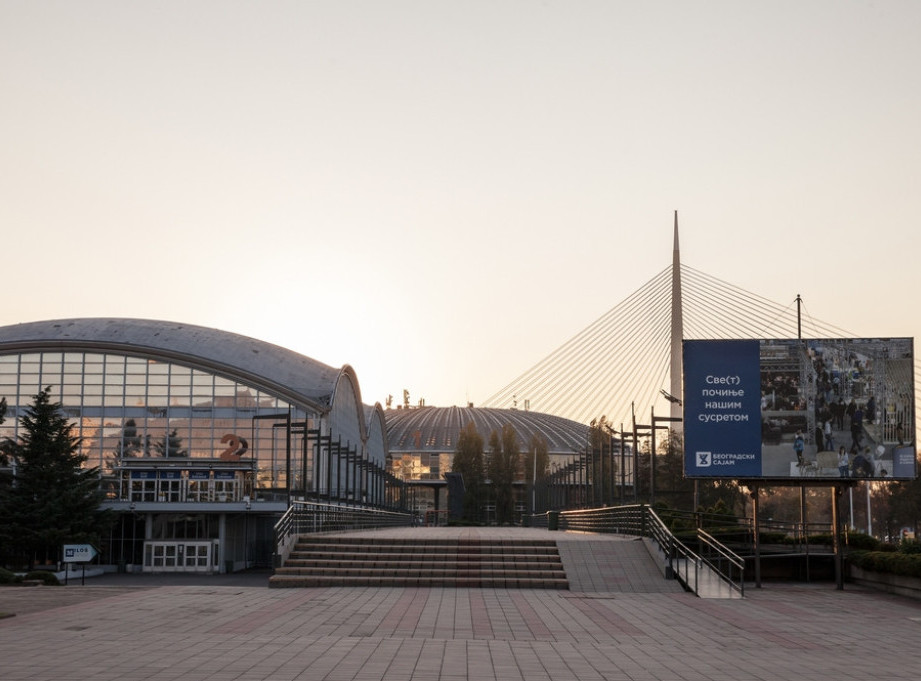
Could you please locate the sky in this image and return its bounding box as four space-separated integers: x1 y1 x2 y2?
1 1 919 414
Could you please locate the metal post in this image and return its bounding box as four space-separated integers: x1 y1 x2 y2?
650 406 656 505
620 423 626 504
751 486 762 588
833 484 844 590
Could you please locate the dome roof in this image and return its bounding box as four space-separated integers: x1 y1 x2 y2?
0 318 345 412
385 406 590 454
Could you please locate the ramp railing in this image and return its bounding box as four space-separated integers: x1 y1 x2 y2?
273 500 412 567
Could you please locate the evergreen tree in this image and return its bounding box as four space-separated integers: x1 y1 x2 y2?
452 421 485 523
116 419 143 458
153 429 187 458
0 387 112 568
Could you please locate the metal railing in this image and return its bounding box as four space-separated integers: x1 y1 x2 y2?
646 507 702 591
556 504 648 536
697 528 745 597
273 500 412 566
543 504 745 597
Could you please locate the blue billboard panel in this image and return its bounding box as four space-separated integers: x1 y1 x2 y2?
684 338 916 480
684 340 763 477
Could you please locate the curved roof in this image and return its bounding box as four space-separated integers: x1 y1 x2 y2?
385 406 590 454
0 318 343 412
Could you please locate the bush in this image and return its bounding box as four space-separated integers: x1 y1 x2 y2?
0 567 22 584
809 533 835 547
849 550 921 579
845 533 880 551
23 570 60 586
900 539 921 555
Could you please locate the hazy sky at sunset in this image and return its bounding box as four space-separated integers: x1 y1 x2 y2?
2 1 919 412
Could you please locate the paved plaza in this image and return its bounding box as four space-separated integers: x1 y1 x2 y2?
2 528 920 680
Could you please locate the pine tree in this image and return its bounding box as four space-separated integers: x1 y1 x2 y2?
0 387 112 568
153 429 187 458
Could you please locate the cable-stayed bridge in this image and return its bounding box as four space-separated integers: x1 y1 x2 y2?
483 217 921 436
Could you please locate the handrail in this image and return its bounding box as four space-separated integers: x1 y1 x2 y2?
697 528 746 597
552 504 747 597
273 500 412 567
647 508 701 593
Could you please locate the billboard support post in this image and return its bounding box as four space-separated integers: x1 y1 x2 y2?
832 484 845 591
749 485 762 589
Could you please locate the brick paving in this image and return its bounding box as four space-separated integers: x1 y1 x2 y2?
1 527 920 680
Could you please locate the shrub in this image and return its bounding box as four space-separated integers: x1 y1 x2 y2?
900 539 921 555
809 533 835 547
0 567 22 584
23 570 60 586
845 533 880 551
849 550 921 579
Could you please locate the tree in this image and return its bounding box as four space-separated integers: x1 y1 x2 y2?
153 429 187 458
0 387 112 568
452 421 486 523
488 424 520 525
588 416 618 505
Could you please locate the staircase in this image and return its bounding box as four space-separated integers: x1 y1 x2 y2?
269 536 569 589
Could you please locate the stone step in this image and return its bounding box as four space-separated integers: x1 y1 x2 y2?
286 551 563 562
274 566 565 579
283 558 563 569
271 536 569 589
290 543 560 555
293 537 559 546
268 574 569 589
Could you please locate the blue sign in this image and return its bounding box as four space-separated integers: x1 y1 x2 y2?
892 446 918 479
684 340 762 477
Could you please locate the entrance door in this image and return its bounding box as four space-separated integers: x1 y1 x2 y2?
143 541 215 573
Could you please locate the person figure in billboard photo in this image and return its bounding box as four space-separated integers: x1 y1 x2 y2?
850 403 864 450
837 446 850 477
852 448 874 477
824 419 834 451
793 430 805 466
846 398 857 427
834 397 846 429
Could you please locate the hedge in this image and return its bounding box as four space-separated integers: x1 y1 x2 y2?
849 550 921 579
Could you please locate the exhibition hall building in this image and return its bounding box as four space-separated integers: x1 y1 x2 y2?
0 318 391 573
0 318 602 574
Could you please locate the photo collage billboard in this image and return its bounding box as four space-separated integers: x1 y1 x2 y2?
684 338 916 480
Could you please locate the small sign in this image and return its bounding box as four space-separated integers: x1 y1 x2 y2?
63 544 98 563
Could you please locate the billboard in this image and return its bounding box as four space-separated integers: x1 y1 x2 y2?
684 338 916 480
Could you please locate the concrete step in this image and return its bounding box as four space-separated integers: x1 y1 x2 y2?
270 536 569 589
268 574 569 589
289 543 560 555
283 558 563 570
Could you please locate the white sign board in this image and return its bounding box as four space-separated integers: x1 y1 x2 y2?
63 544 98 563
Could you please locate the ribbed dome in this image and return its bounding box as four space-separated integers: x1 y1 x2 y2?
385 406 590 454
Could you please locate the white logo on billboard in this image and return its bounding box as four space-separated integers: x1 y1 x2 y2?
696 452 712 467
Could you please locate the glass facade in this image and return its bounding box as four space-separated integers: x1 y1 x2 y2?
0 351 318 500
